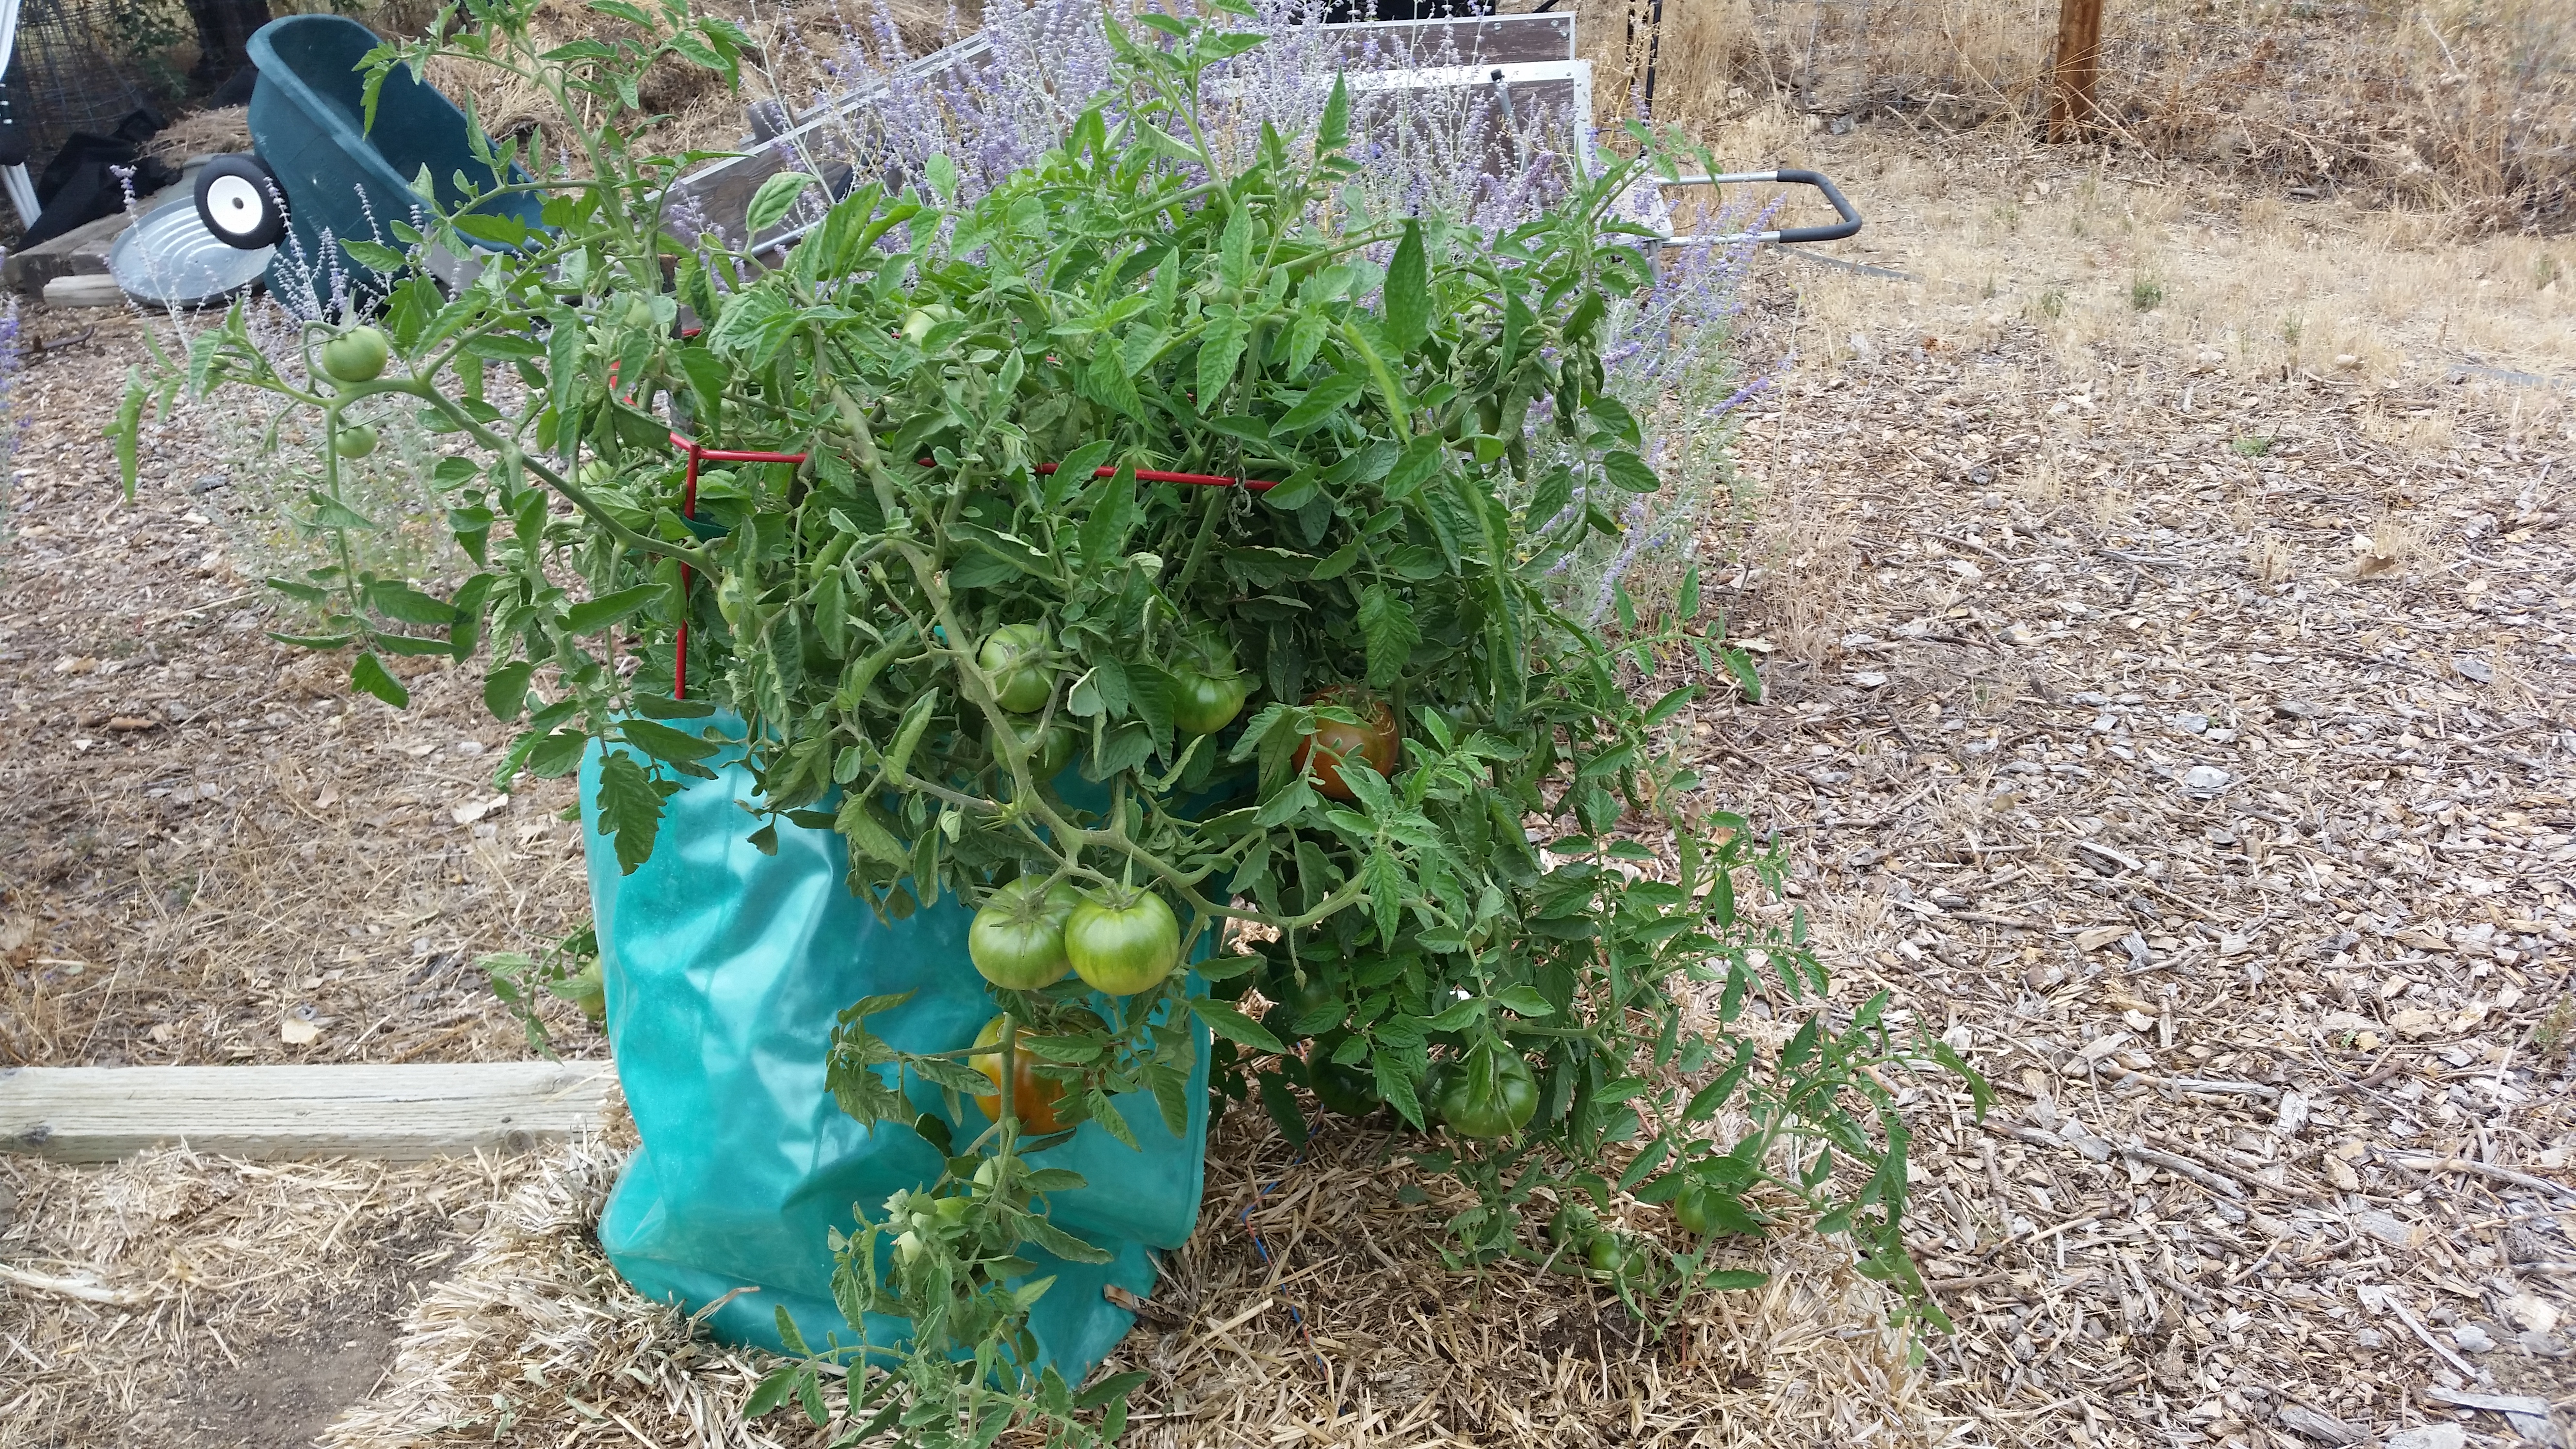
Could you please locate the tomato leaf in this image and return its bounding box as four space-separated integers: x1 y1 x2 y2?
1355 583 1419 687
1014 1212 1112 1266
1316 72 1350 154
350 652 409 708
593 751 665 873
564 582 669 634
1188 997 1284 1054
1076 464 1136 567
745 170 816 236
1603 450 1660 494
1256 1069 1308 1146
743 1365 799 1417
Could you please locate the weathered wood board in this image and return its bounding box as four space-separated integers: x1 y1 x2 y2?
0 1061 619 1162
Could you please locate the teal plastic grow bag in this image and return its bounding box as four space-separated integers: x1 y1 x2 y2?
580 718 1209 1372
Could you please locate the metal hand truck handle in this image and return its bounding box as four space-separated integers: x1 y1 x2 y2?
1659 167 1863 246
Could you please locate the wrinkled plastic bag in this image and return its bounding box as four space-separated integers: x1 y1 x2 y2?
580 719 1208 1373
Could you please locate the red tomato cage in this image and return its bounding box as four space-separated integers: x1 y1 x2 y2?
659 434 1278 700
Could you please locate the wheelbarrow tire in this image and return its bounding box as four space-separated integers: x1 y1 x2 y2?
195 154 288 250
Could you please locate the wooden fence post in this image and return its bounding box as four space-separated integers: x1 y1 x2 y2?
2048 0 2105 141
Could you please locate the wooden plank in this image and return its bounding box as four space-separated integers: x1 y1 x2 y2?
42 274 127 308
0 1061 618 1162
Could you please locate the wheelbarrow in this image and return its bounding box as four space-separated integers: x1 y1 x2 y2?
132 13 542 312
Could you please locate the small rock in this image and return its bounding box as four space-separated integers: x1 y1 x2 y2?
191 473 229 493
1851 672 1889 689
2453 655 2493 684
2181 765 2233 797
2450 1323 2494 1352
2274 698 2320 719
2519 1329 2569 1357
2172 713 2209 734
2352 1327 2384 1348
2386 1426 2466 1449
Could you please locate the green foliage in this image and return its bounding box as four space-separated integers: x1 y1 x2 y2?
475 924 602 1057
113 0 1980 1436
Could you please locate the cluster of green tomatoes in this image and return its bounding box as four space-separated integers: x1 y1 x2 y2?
960 618 1254 1001
317 324 392 458
962 618 1400 1000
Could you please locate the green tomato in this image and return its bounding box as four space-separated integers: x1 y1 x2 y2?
933 1195 972 1223
319 326 388 384
1170 664 1250 737
1305 1031 1380 1117
1064 885 1180 996
893 1230 927 1264
1674 1183 1724 1238
1431 1043 1540 1139
546 959 606 1023
1586 1234 1646 1288
333 423 380 459
624 294 657 330
977 623 1055 713
991 713 1075 781
968 876 1080 990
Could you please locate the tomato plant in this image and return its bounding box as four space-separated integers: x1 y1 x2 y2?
120 0 1981 1437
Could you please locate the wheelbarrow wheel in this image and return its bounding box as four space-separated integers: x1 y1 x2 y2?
195 154 288 250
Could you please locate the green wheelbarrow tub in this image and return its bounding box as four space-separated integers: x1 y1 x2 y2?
240 13 545 310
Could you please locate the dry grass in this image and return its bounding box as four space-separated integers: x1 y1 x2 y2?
1581 0 2576 234
419 0 965 169
1660 125 2576 398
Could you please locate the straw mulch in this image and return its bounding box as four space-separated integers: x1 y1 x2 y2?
0 1143 532 1449
295 1107 1950 1447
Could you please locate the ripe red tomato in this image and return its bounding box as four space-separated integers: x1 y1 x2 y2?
1292 687 1397 801
971 1014 1070 1133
